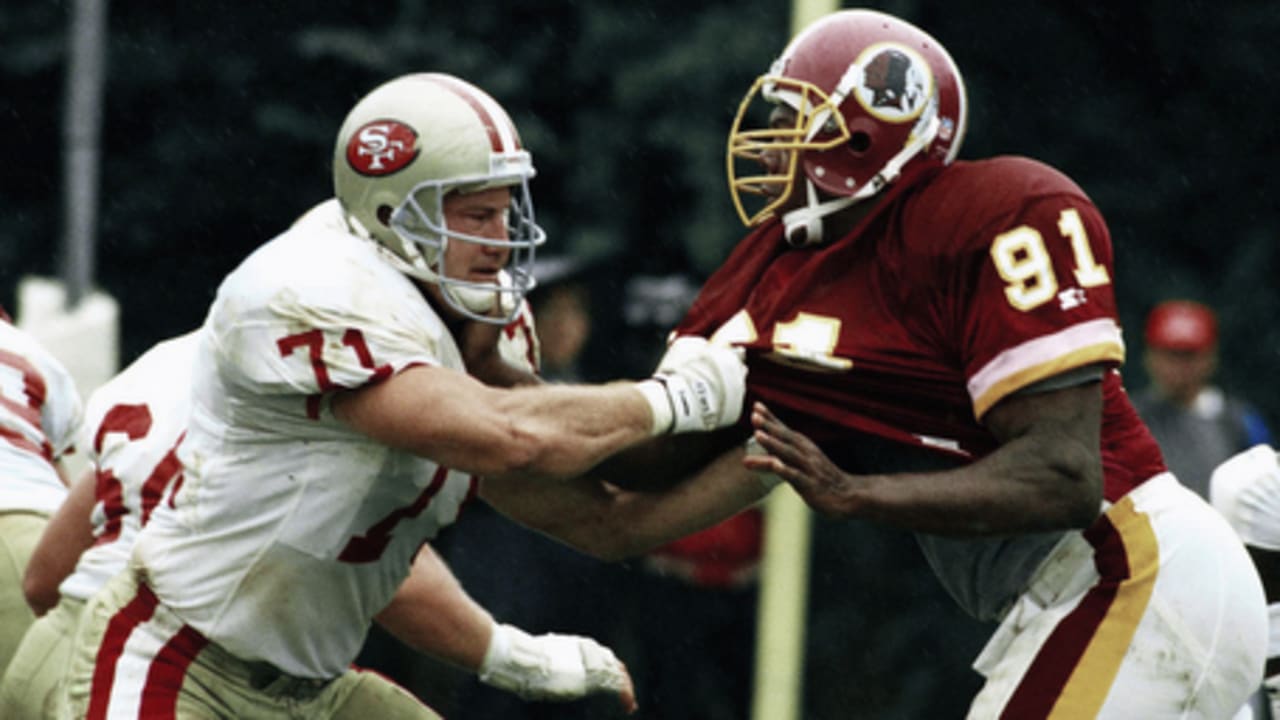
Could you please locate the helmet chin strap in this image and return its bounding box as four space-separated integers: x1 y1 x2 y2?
444 271 514 318
781 182 857 246
782 115 942 247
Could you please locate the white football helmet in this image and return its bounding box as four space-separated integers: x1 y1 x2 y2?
333 73 546 323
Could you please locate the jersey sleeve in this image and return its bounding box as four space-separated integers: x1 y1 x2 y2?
40 352 83 459
948 192 1125 419
207 260 447 399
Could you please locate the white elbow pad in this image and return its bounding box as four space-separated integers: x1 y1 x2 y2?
1209 444 1280 551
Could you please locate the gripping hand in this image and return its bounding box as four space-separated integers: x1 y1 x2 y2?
635 336 747 435
479 623 637 712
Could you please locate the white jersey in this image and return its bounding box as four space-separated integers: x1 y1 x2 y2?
134 200 477 678
59 332 198 602
0 319 82 513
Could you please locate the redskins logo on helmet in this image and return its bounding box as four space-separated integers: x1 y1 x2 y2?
853 44 933 122
345 120 419 177
727 10 968 246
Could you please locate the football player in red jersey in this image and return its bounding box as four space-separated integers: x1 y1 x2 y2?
677 9 1265 719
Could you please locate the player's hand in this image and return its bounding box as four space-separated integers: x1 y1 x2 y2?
744 401 859 517
635 336 747 435
478 623 638 713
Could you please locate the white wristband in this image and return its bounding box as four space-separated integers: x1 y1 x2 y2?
635 379 675 436
477 621 629 702
478 622 539 697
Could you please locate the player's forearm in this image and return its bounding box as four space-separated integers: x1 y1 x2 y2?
748 392 1102 536
849 433 1101 535
485 338 749 480
24 467 97 615
375 546 493 672
486 445 770 561
485 382 658 480
336 367 655 480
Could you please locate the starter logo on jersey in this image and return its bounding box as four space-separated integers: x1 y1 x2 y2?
346 120 419 176
852 42 933 124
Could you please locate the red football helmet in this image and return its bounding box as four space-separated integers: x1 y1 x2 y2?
728 10 968 244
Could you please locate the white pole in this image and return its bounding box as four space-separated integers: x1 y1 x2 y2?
62 0 110 307
22 0 119 484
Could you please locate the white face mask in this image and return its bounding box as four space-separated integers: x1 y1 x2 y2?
383 175 546 325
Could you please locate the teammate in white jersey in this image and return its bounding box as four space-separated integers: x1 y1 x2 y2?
1211 445 1280 719
1 332 196 718
60 73 766 720
0 309 83 678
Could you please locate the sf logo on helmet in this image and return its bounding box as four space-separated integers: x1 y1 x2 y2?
346 120 419 176
853 43 933 124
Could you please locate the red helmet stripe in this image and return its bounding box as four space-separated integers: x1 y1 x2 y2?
424 74 522 153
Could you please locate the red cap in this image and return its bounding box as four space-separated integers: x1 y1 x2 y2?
1145 300 1217 351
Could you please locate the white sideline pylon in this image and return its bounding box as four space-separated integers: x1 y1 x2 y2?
16 275 120 479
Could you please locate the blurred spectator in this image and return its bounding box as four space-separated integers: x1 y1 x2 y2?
1133 299 1273 498
525 256 595 382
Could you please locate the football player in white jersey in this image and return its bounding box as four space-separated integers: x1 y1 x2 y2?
1 332 196 719
1211 445 1280 719
59 73 769 720
4 325 643 717
0 308 83 678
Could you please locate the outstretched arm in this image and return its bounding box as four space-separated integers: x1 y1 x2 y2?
335 366 652 478
375 544 637 712
745 381 1103 535
333 337 746 481
481 427 777 561
24 466 97 615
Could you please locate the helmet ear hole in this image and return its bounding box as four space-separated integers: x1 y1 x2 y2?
848 131 872 154
376 205 393 227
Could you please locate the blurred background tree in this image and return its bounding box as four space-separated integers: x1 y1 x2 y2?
3 1 1277 717
3 0 1276 404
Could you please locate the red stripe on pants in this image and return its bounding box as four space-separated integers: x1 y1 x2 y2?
999 514 1126 719
140 624 210 717
87 583 160 720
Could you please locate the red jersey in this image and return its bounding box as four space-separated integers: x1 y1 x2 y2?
680 157 1165 503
